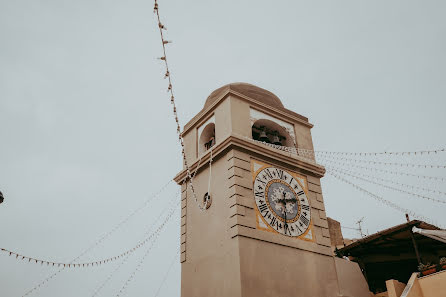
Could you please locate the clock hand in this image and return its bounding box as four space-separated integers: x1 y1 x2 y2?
280 191 298 235
283 191 288 235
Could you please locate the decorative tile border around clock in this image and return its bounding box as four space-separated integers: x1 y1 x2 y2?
223 149 332 251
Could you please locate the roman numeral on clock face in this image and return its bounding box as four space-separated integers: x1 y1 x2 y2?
270 216 277 227
265 169 274 180
275 169 285 180
256 178 266 185
254 191 264 198
258 203 268 213
294 224 303 233
296 190 305 196
300 215 310 226
301 204 310 211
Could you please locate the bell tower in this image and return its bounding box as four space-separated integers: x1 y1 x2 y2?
174 83 369 297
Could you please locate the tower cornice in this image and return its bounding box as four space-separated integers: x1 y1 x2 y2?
174 133 325 185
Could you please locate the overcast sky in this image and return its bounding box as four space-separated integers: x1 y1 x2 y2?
1 0 446 296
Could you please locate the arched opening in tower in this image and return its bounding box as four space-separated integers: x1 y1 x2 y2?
198 123 216 155
252 119 294 148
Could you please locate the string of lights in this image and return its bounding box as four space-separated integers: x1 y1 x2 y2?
91 253 133 297
2 192 179 271
328 167 446 204
317 155 446 169
22 266 63 297
154 250 179 297
188 147 212 210
326 166 446 196
89 195 178 296
327 171 441 228
115 230 162 297
116 206 179 297
297 147 446 156
317 158 446 181
152 0 206 211
20 180 173 297
191 153 204 181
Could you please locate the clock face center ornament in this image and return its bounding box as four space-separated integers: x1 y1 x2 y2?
266 181 300 222
253 167 311 237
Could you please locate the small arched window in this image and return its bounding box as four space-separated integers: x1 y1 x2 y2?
198 123 216 155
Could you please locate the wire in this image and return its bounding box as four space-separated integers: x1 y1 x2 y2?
341 226 360 231
115 204 179 296
154 250 179 297
3 191 180 270
91 253 132 297
327 171 442 228
89 193 179 296
153 0 205 211
20 180 173 297
327 166 446 196
298 148 446 156
319 158 446 181
328 167 446 204
319 155 446 169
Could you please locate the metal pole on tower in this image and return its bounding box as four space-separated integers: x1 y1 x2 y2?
406 213 422 265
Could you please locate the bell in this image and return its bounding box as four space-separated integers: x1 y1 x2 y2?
272 135 281 145
259 131 269 142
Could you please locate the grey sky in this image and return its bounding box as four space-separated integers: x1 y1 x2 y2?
1 0 446 296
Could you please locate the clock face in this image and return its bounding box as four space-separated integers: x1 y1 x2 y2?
253 167 311 237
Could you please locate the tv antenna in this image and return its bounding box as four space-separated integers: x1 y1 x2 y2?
356 217 365 238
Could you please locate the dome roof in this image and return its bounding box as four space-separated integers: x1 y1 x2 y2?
204 83 284 109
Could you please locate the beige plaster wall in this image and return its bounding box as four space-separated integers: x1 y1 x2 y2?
294 122 314 152
419 270 446 297
238 236 340 297
335 257 371 297
214 97 232 143
328 217 345 247
385 279 406 297
181 154 242 297
401 273 424 297
229 96 251 138
391 270 446 297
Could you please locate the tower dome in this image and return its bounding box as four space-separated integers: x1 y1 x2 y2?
204 82 284 110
